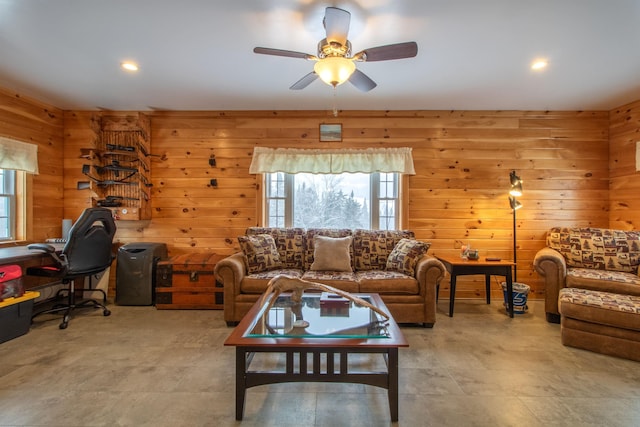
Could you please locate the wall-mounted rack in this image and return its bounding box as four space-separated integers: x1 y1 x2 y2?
83 113 152 221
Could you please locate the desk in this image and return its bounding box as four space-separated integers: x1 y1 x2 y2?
435 255 515 318
0 243 64 289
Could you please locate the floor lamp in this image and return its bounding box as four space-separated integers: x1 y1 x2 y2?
509 170 523 282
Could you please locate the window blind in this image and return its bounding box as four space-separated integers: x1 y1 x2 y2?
0 137 39 174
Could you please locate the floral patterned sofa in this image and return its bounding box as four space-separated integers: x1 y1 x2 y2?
533 227 640 323
214 227 445 327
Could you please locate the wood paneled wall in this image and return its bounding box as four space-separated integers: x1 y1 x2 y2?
13 85 640 302
609 100 640 229
61 110 611 300
0 87 64 242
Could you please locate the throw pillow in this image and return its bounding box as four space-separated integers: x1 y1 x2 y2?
237 234 283 274
386 238 430 276
309 235 353 272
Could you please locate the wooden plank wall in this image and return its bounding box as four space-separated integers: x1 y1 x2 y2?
0 87 64 242
609 100 640 230
62 110 611 300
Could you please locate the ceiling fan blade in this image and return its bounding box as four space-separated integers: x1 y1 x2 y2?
349 69 377 92
323 7 351 45
253 47 313 59
290 72 319 90
353 41 418 62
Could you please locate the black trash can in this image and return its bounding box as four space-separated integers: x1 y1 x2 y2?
116 243 168 305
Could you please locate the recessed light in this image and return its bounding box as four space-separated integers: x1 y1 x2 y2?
121 62 139 71
531 59 548 71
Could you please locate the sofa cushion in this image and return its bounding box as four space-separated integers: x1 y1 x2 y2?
547 227 640 273
240 269 303 294
309 235 353 272
246 227 305 269
301 271 359 293
304 228 354 270
566 268 640 296
386 238 430 276
353 229 414 271
559 287 640 331
237 234 283 274
356 270 419 294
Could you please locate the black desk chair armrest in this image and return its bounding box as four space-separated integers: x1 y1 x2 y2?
28 243 65 266
27 243 56 253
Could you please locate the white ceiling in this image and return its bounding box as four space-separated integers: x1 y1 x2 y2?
1 0 639 112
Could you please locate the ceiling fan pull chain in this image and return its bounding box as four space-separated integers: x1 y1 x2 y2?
333 86 338 117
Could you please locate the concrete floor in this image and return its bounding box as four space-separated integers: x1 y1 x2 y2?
0 298 639 426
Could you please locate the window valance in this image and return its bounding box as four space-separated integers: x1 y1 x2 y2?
0 137 39 174
249 147 415 175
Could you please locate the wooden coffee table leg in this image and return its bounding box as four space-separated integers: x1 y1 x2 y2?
388 348 399 422
235 348 247 420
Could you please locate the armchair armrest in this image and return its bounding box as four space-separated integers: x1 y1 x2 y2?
214 252 247 322
414 254 446 326
533 247 567 322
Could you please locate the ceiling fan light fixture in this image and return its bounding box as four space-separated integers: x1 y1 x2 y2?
314 56 356 87
531 59 548 71
121 61 139 72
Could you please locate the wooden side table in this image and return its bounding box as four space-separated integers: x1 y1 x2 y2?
435 255 515 318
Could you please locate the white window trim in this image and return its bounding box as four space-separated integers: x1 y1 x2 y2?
0 169 27 242
264 172 401 230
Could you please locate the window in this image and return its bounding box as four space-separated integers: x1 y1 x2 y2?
0 169 16 240
265 172 399 230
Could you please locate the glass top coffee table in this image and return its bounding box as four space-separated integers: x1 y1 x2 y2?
224 292 408 421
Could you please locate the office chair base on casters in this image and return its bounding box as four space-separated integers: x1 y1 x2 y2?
32 295 111 329
55 287 108 304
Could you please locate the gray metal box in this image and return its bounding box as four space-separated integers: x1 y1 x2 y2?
116 243 168 305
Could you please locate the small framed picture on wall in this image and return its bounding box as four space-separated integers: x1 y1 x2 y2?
319 123 342 142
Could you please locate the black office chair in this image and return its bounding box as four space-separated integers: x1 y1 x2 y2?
27 207 117 329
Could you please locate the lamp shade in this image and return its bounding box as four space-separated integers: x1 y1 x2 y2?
509 170 523 196
509 196 523 210
314 57 356 87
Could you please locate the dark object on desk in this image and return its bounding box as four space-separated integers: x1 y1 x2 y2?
466 250 479 260
45 238 67 244
0 264 25 301
26 207 116 329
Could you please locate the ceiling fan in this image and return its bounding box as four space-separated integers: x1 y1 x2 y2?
253 7 418 92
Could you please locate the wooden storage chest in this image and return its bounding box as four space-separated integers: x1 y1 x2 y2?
155 253 224 309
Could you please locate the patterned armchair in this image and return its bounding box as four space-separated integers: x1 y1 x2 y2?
533 227 640 323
